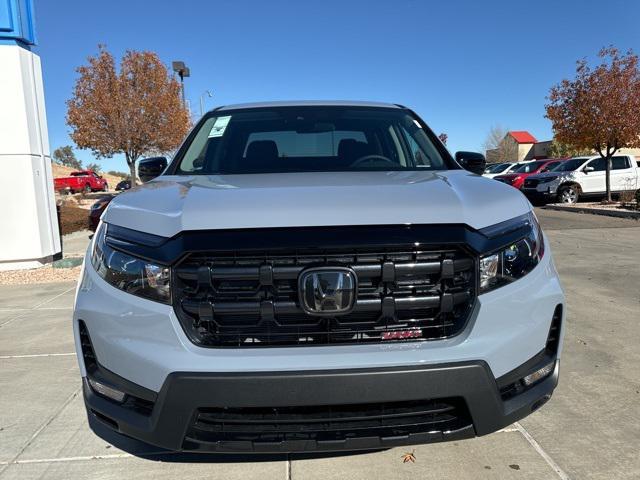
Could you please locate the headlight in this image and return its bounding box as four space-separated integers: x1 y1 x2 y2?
539 176 559 183
479 211 545 294
91 223 170 303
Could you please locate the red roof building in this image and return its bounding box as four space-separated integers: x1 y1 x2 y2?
485 130 549 163
508 131 538 144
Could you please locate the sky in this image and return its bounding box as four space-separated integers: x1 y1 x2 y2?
34 0 640 173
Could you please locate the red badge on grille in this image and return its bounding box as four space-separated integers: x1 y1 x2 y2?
381 330 422 341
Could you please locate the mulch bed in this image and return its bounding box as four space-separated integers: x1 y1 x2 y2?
59 204 89 235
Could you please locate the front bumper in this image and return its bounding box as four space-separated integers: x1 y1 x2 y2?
83 355 559 453
74 241 564 392
74 233 564 453
522 189 556 202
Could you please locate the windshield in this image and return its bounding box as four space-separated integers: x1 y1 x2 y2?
173 107 450 174
550 158 587 172
485 163 510 173
512 161 546 173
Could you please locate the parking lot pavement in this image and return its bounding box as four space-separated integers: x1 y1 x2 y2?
61 229 92 257
0 208 639 479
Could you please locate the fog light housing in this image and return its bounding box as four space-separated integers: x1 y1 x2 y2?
522 361 555 387
88 378 126 403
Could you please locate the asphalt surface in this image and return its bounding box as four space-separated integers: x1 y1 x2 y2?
0 208 638 479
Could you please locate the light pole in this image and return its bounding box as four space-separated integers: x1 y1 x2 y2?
171 61 190 108
200 90 213 116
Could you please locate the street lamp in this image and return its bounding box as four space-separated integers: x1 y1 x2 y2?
172 61 190 108
200 90 213 116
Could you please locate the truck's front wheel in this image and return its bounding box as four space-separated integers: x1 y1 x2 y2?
558 185 579 204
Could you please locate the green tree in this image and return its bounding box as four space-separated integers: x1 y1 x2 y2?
52 146 82 169
547 139 592 158
107 170 129 179
85 162 102 174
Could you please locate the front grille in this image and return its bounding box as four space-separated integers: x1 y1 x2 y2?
172 246 476 347
524 179 540 188
184 397 471 448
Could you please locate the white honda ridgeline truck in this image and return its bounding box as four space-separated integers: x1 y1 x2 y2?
74 101 564 453
522 155 640 204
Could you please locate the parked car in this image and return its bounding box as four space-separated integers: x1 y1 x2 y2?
88 196 114 231
494 158 566 190
74 101 564 454
54 170 108 194
522 155 640 204
115 180 131 191
482 162 518 178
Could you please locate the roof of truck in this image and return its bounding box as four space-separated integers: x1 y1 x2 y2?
215 100 403 111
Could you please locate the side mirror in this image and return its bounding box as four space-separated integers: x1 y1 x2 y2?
455 151 487 175
583 166 594 173
138 157 168 183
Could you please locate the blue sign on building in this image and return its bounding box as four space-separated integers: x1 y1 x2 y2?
0 0 36 46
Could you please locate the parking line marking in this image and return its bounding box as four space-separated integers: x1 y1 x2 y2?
0 307 72 311
0 286 76 328
0 453 131 465
0 450 182 466
514 422 571 480
0 353 75 359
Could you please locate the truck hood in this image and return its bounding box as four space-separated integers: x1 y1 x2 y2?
103 171 531 238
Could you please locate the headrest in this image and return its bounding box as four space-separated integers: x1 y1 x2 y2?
246 140 279 161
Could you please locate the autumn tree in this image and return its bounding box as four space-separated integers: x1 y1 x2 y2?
52 145 82 169
67 46 191 183
546 47 640 202
483 125 518 163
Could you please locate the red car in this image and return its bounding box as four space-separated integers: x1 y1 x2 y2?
88 195 115 231
54 170 108 194
494 159 566 189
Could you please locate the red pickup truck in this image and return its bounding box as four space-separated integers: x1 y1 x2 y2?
54 170 108 193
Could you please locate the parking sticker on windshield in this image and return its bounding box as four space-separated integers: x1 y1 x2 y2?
208 116 232 137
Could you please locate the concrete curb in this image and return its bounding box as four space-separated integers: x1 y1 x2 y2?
544 204 640 220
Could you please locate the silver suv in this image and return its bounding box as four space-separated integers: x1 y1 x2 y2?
74 101 564 453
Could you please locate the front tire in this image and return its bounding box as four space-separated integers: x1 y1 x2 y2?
558 185 579 204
